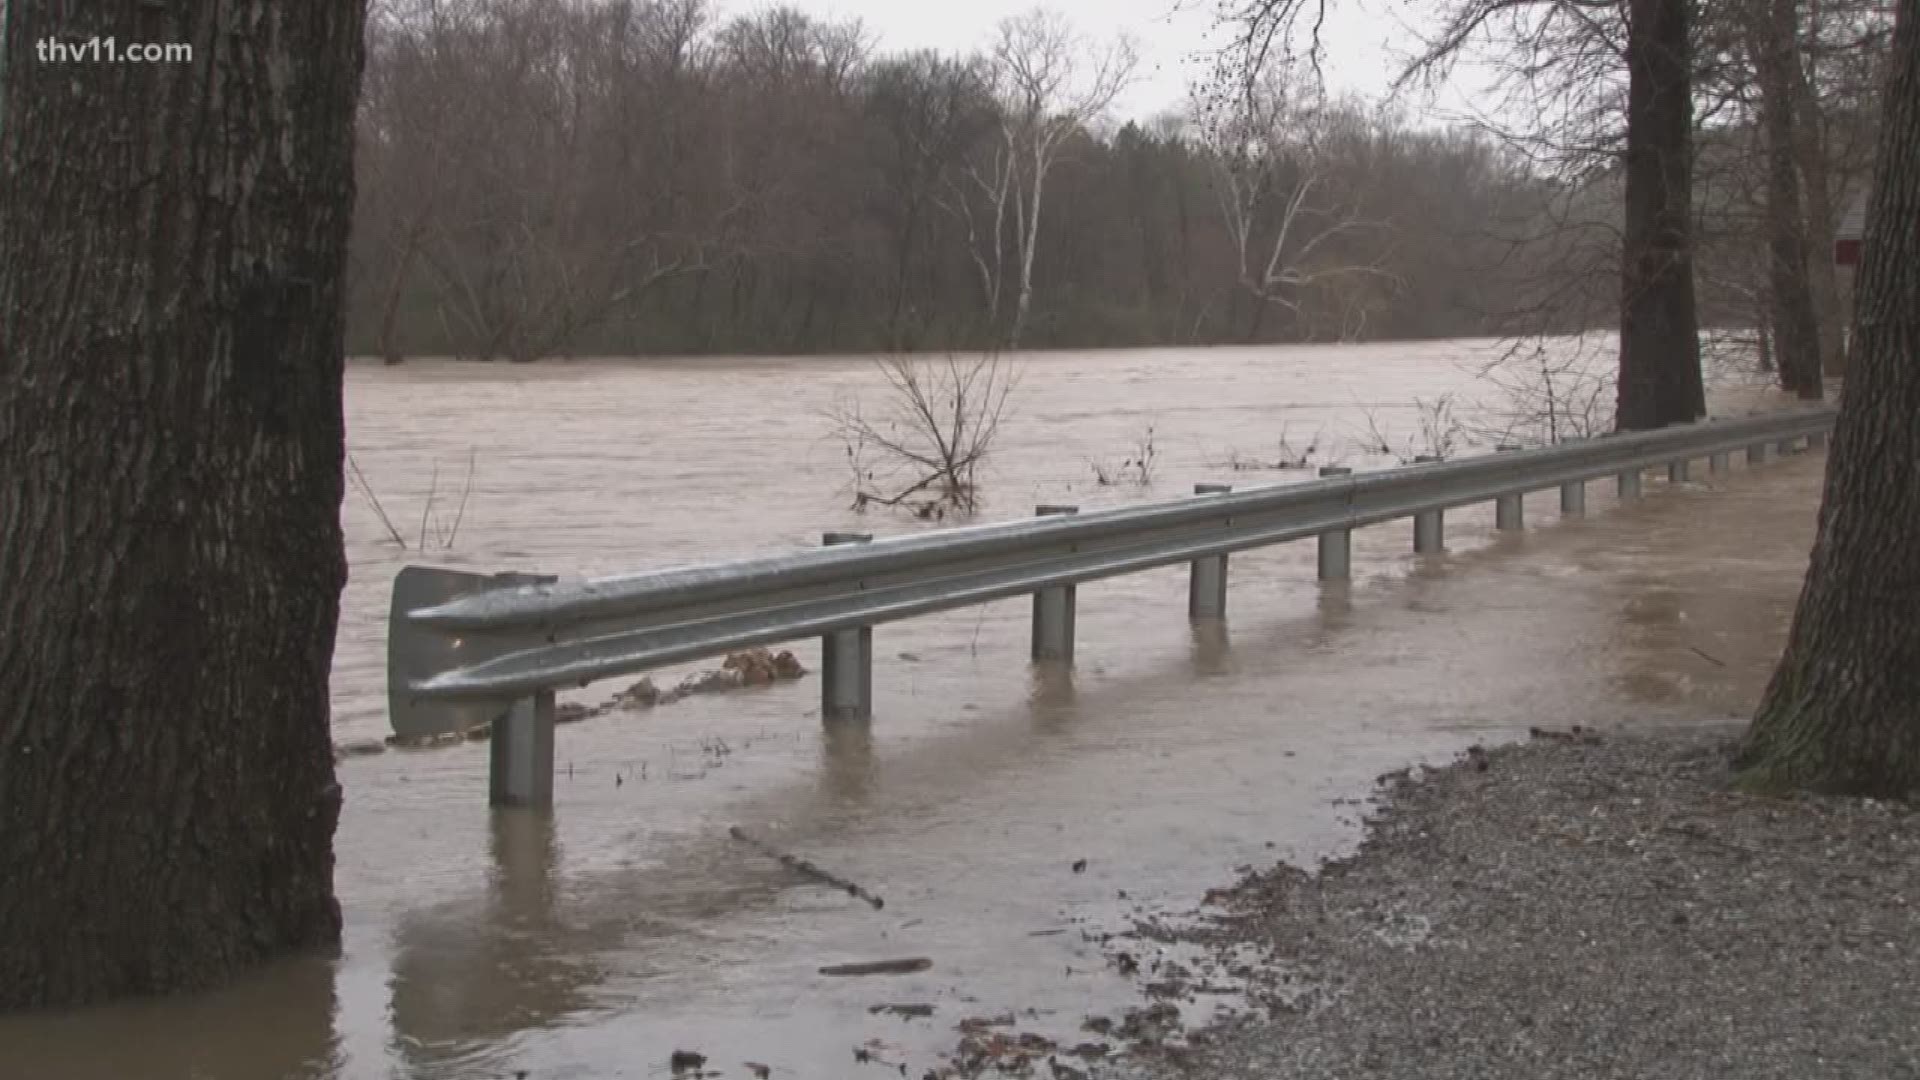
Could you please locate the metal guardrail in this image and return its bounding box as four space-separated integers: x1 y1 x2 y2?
387 406 1836 807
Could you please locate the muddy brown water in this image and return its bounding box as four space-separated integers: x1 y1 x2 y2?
0 342 1820 1079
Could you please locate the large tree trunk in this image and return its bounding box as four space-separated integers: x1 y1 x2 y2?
1737 0 1920 797
0 0 365 1008
1616 0 1707 430
1754 0 1825 399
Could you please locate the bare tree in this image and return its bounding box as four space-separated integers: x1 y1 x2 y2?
830 354 1018 516
1467 342 1617 445
1793 0 1899 374
863 53 997 344
365 0 731 361
1355 395 1470 463
960 8 1138 347
336 0 1892 359
1224 0 1705 428
940 115 1016 333
1199 76 1398 341
1748 0 1826 397
356 0 465 362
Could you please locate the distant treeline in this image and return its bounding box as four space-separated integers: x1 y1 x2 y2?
346 0 1873 361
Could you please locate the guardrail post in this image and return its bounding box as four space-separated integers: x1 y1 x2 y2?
1747 442 1769 466
1710 451 1730 475
1494 446 1524 530
1032 505 1078 662
490 691 556 808
821 531 874 721
1412 455 1445 552
1317 467 1353 580
1617 467 1643 501
1553 439 1586 517
1669 458 1691 483
1559 476 1589 515
1809 430 1828 450
1189 485 1232 618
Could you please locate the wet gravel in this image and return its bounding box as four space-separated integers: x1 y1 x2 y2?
1089 726 1920 1080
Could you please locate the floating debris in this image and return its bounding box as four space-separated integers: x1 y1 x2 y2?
819 958 932 977
730 825 886 909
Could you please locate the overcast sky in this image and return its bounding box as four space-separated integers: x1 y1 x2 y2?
760 0 1464 123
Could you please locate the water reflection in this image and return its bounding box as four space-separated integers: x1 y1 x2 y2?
1188 620 1233 676
386 810 603 1078
1315 582 1354 624
0 948 339 1080
819 719 876 804
1027 662 1077 706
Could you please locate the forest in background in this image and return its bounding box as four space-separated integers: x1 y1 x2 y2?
348 0 1891 361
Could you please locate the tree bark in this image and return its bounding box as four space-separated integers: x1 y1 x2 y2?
1791 0 1852 377
1738 0 1920 797
1616 0 1707 430
0 0 365 1008
1754 0 1825 399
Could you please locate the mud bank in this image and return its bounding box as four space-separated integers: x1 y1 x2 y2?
1068 727 1920 1080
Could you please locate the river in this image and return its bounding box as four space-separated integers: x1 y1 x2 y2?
0 340 1814 1079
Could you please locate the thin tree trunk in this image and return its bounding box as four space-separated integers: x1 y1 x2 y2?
888 199 921 349
1737 0 1920 796
0 1 364 1007
1010 154 1046 350
377 223 426 365
1803 190 1848 378
1245 293 1271 343
1616 0 1707 430
1791 0 1851 376
1755 0 1825 399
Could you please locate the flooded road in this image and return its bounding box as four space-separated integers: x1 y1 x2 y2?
0 342 1822 1079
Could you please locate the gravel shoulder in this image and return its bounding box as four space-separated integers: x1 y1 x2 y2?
1088 726 1920 1080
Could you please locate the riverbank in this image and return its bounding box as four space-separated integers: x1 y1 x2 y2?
1079 726 1920 1080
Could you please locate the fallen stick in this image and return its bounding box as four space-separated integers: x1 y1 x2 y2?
820 958 932 976
728 825 886 910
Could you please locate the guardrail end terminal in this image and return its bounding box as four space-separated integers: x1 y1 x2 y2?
389 565 553 741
